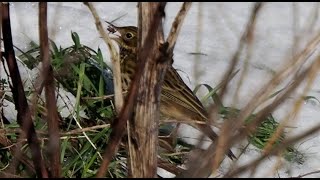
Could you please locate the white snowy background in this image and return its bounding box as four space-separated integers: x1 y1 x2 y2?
2 2 320 178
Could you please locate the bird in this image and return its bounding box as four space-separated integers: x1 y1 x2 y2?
106 22 236 160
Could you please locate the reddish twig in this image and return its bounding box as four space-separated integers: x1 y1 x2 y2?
39 2 61 177
1 2 48 177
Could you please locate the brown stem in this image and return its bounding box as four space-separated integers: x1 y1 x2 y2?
39 2 61 177
1 2 48 177
128 2 167 178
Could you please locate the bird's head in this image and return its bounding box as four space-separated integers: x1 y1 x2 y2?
106 21 137 52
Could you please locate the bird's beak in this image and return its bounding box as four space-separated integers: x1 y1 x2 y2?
105 21 121 42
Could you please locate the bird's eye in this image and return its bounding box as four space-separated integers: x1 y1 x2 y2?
125 32 133 39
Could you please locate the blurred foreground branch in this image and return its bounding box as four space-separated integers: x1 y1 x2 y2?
1 2 48 177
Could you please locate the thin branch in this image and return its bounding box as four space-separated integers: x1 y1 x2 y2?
263 56 320 156
60 124 110 136
226 29 320 152
1 124 111 137
158 157 184 175
1 2 48 177
39 2 61 177
224 55 320 177
192 2 203 87
191 4 263 168
81 90 127 100
0 172 23 178
302 2 320 35
225 117 320 177
292 170 320 178
212 2 264 171
216 2 264 102
84 2 123 113
166 2 192 52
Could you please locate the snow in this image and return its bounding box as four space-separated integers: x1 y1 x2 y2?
3 2 320 178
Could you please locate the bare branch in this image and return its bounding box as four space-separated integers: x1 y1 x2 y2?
39 2 61 177
216 2 264 102
292 170 320 178
60 124 110 136
226 29 320 154
84 2 123 113
166 2 192 52
224 54 320 177
225 113 320 177
1 2 48 177
1 124 111 137
211 2 264 171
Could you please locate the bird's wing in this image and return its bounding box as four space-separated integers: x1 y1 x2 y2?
161 66 208 121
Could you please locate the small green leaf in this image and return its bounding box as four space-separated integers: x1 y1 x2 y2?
97 48 103 65
50 39 58 54
71 31 81 50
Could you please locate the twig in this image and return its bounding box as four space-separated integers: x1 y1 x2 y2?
39 2 61 177
182 5 264 171
84 2 127 177
224 55 320 177
212 2 264 172
166 2 192 52
60 124 110 136
0 133 35 173
300 2 320 37
232 2 261 106
84 2 123 113
216 23 320 171
192 2 203 86
81 90 127 100
1 124 111 136
263 55 320 155
292 2 300 55
0 172 23 178
235 30 320 142
158 157 184 175
292 170 320 178
1 2 48 177
225 118 320 177
215 2 264 104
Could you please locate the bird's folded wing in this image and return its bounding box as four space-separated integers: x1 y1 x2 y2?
161 66 208 121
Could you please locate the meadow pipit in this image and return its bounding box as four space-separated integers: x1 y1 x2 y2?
107 23 236 160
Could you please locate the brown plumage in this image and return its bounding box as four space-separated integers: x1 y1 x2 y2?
107 23 236 160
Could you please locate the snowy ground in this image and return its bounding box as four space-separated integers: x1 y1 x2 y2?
3 2 320 178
